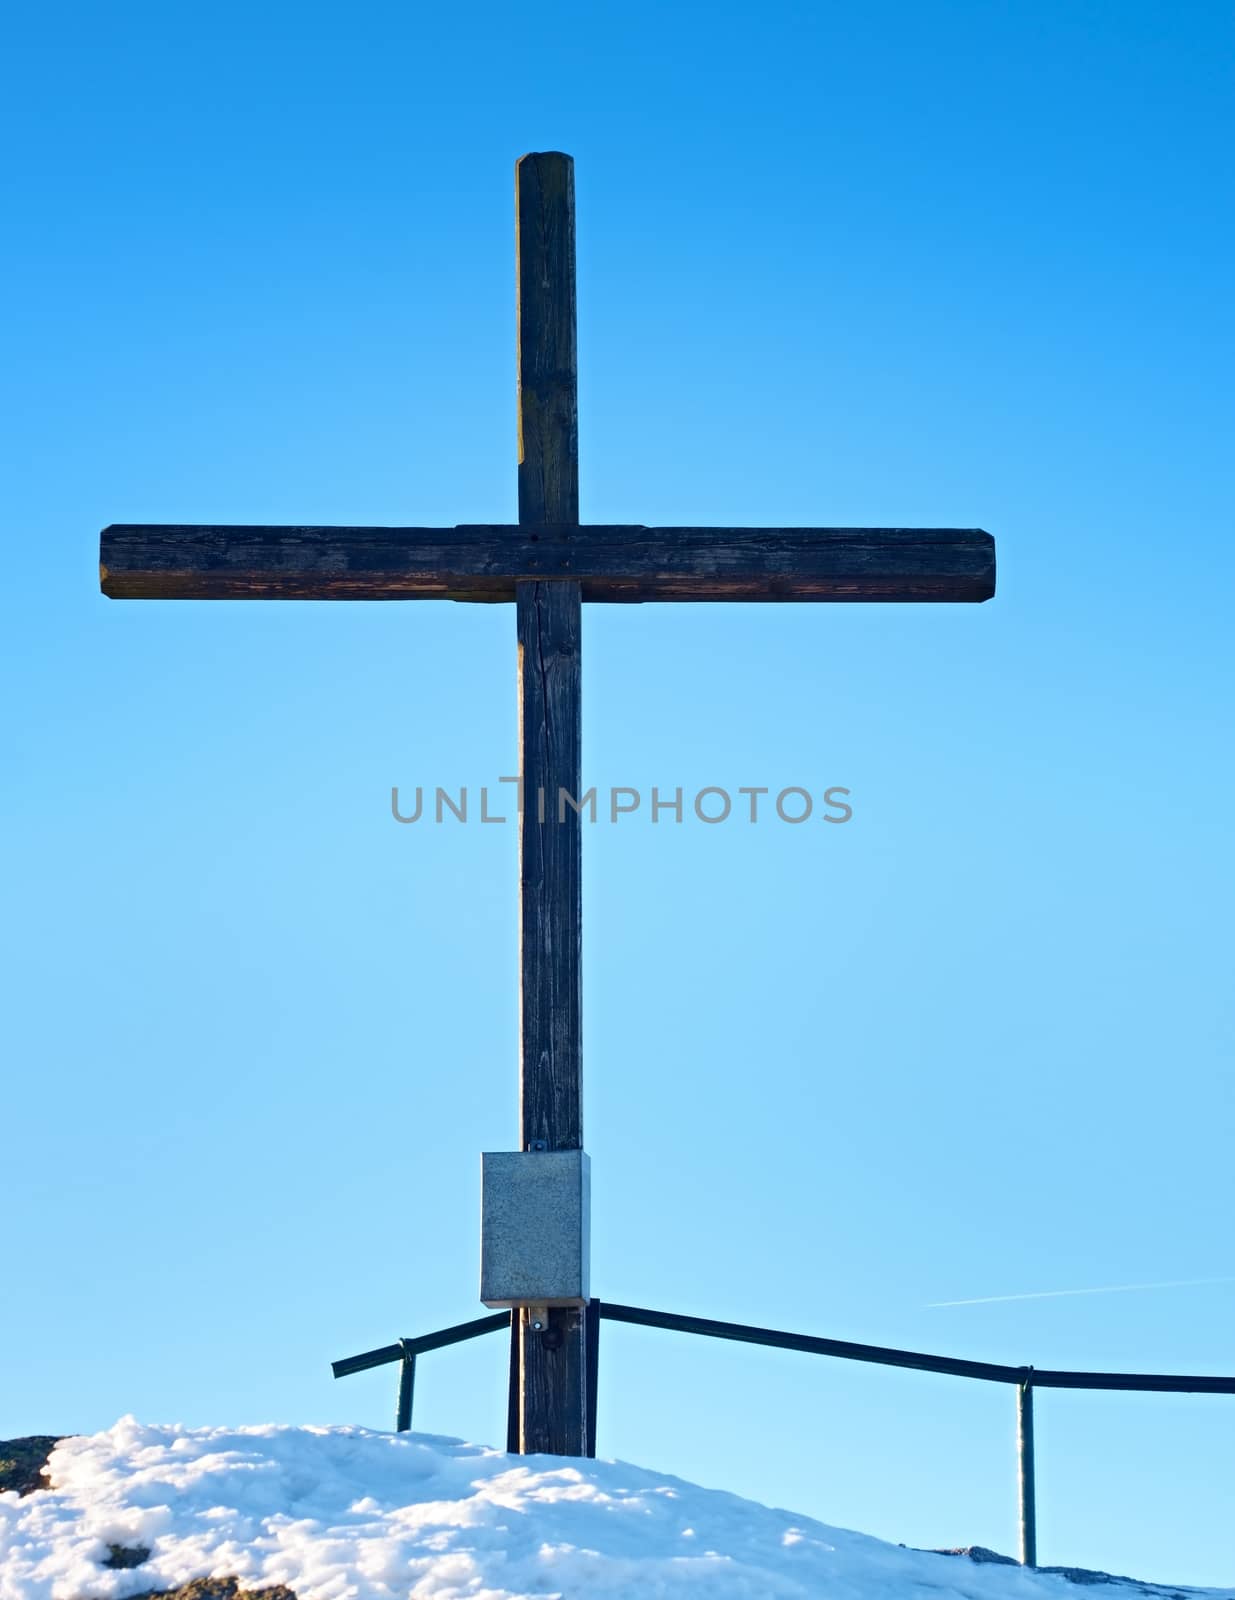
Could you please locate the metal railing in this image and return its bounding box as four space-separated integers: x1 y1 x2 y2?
333 1300 1235 1568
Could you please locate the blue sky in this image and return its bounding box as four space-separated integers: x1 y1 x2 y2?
4 0 1234 1584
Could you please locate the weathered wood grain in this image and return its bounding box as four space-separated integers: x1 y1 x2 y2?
518 581 582 1151
517 152 578 526
514 153 588 1459
100 524 995 602
516 580 587 1455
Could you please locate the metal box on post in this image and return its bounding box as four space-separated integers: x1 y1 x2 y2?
481 1149 590 1309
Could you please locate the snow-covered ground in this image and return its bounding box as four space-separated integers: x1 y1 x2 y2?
1 1419 1228 1600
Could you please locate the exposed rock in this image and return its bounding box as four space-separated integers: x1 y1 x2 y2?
934 1546 1194 1598
936 1546 1019 1566
124 1585 297 1600
0 1436 65 1496
104 1543 151 1569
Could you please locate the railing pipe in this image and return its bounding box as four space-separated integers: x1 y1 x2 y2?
332 1297 1235 1570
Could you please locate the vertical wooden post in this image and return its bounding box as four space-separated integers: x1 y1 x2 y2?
512 150 588 1457
516 150 578 531
1017 1372 1037 1567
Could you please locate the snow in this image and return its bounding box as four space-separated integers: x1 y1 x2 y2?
0 1419 1226 1600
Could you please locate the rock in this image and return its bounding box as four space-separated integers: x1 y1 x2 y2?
932 1545 1194 1597
0 1436 65 1496
104 1544 151 1569
935 1546 1020 1566
124 1584 297 1600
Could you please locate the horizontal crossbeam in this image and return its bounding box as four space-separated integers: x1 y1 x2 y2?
100 524 995 603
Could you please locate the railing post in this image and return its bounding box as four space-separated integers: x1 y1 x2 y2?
1017 1369 1037 1567
506 1312 520 1453
396 1344 416 1433
585 1299 601 1458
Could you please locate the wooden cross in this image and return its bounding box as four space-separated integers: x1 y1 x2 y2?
99 152 995 1458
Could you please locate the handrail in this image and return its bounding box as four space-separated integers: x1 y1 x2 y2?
331 1299 1235 1570
332 1312 509 1378
598 1302 1027 1384
598 1302 1235 1394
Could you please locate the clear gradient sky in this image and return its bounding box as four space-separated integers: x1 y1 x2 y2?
4 0 1234 1586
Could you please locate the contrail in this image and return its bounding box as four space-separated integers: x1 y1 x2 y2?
927 1276 1235 1309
